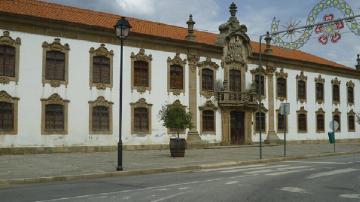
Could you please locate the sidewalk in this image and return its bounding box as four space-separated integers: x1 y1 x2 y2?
0 143 360 185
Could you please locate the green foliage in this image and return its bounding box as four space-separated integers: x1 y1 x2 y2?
159 102 192 138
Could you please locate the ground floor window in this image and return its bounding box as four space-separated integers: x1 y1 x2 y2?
202 110 215 132
0 101 14 131
255 112 266 132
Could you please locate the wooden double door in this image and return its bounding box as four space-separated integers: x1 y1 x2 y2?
230 111 245 144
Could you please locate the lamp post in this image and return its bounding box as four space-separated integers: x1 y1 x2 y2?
115 17 131 171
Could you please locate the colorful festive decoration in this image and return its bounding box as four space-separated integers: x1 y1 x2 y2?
271 0 360 49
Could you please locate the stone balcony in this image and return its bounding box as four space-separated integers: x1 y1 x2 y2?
216 89 258 110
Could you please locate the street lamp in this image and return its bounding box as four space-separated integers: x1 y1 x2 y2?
115 17 131 171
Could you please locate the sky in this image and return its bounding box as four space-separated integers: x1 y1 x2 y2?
43 0 360 68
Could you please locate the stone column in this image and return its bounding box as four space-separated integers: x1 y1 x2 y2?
265 66 281 144
186 54 202 144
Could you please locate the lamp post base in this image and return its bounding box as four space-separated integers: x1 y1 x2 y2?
117 141 123 171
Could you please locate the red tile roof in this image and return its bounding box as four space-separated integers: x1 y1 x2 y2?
0 0 353 70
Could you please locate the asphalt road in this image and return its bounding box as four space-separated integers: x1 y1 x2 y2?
1 154 359 202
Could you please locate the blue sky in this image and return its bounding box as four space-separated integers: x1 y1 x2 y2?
44 0 360 68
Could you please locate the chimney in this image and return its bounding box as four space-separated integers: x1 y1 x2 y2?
186 14 196 41
264 31 272 54
356 54 360 71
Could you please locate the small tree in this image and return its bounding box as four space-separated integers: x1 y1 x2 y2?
159 102 192 139
357 113 360 125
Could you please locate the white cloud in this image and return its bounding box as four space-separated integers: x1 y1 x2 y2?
116 0 156 16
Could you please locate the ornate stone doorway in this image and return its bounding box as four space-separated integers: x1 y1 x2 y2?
230 111 245 144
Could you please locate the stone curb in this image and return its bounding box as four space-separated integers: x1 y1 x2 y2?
0 150 359 188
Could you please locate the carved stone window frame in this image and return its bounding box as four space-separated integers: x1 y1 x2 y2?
296 71 307 103
332 108 341 132
198 57 219 99
0 91 19 135
89 96 113 134
199 100 218 134
41 93 69 135
275 68 288 101
347 109 356 132
167 53 187 96
314 75 325 104
130 98 152 134
315 108 326 133
0 31 21 84
89 44 114 90
42 38 70 88
331 77 341 105
346 80 355 106
296 106 307 133
250 66 267 100
276 109 288 133
167 100 187 134
131 48 152 93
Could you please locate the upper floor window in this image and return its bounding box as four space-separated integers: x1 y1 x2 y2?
347 81 354 105
229 69 241 91
89 44 114 89
131 49 152 93
297 80 306 100
0 31 21 84
0 45 15 77
315 75 325 103
277 78 287 98
45 51 65 81
255 74 265 96
331 78 341 104
170 64 183 90
255 112 266 132
202 68 214 91
316 83 324 102
42 38 69 87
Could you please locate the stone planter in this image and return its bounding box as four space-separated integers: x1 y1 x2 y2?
169 138 186 157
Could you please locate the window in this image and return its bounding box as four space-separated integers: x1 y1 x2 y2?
202 68 214 91
41 93 69 134
316 83 324 102
277 112 286 131
348 114 355 131
297 80 306 100
134 61 149 87
298 114 307 132
134 107 149 132
93 56 110 84
92 106 110 132
203 110 215 132
255 112 266 132
45 51 65 81
0 45 15 77
277 78 287 98
332 84 340 103
42 38 69 87
347 86 354 104
0 31 21 84
131 49 152 93
229 69 241 91
333 114 341 132
0 101 14 131
170 64 183 90
255 74 265 96
45 104 64 131
316 114 325 132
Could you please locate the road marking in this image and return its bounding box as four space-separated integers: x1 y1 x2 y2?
285 161 350 165
339 194 360 199
201 164 266 172
154 188 168 191
280 187 308 194
150 192 186 202
243 166 311 175
307 168 358 179
221 165 288 173
178 187 190 190
229 174 258 179
225 181 239 185
267 168 315 176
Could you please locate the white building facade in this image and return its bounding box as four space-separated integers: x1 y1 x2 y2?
0 1 359 153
